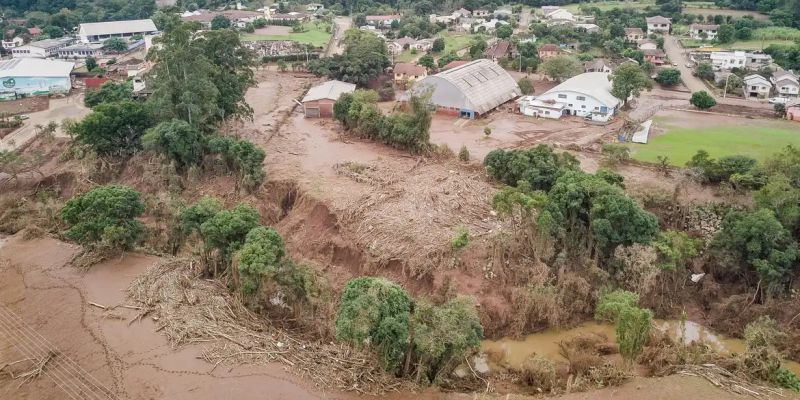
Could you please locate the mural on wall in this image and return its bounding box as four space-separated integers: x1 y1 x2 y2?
0 76 71 100
2 78 15 88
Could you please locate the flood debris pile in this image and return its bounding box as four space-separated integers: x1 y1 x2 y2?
127 260 407 394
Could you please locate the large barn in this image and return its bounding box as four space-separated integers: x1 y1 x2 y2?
0 58 74 100
406 59 521 119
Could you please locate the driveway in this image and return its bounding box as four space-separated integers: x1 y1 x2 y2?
662 34 709 95
0 93 88 152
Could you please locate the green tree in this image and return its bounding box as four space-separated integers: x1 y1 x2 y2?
307 30 390 86
236 226 285 295
484 145 579 191
335 277 412 373
200 203 261 262
652 230 700 271
411 297 483 383
610 63 652 104
696 62 715 80
207 137 266 190
518 77 535 95
469 37 488 59
142 119 206 170
716 24 736 43
86 56 98 72
418 54 434 70
616 306 653 362
84 80 132 108
211 15 232 30
595 289 640 322
690 90 716 109
496 24 513 39
538 55 581 82
180 196 223 238
69 101 152 157
755 175 800 234
103 37 128 52
655 68 682 86
42 25 64 38
712 208 798 292
431 37 445 53
61 185 144 250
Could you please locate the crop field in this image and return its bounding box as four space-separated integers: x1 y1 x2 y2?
683 6 769 20
629 112 800 165
241 22 331 47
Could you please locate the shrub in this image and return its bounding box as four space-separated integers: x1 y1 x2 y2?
451 226 469 249
595 289 640 323
237 226 285 295
518 77 535 95
521 355 557 391
61 185 144 250
601 144 631 167
690 90 716 109
484 145 579 191
616 306 653 362
458 145 470 162
655 68 682 86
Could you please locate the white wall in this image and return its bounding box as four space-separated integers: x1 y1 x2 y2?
536 89 615 119
11 46 47 58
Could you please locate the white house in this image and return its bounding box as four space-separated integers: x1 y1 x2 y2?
689 24 719 40
365 15 401 27
745 53 773 70
710 51 746 70
518 96 565 119
743 74 772 100
11 37 75 58
541 6 562 16
2 36 24 50
473 19 509 33
532 72 621 121
78 19 158 43
646 16 671 34
575 23 600 33
771 70 799 97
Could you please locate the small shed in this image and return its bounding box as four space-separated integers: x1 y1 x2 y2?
301 80 356 118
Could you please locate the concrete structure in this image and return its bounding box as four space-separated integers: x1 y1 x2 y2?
534 72 621 122
518 96 565 118
646 16 671 34
473 9 491 18
538 43 561 59
743 74 772 100
406 59 520 118
2 36 24 50
541 6 562 15
473 19 510 33
78 19 157 43
575 23 600 33
584 58 612 73
57 43 104 59
393 63 427 85
772 70 799 97
689 24 719 40
388 37 415 55
624 27 645 42
638 39 657 50
365 15 401 27
545 8 575 22
12 38 75 58
0 58 74 99
301 80 356 118
745 53 772 70
710 51 746 70
264 10 311 23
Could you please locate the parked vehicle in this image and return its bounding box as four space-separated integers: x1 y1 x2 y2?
769 97 790 105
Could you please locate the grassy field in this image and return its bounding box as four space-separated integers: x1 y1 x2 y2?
563 0 654 12
441 32 480 54
629 116 800 166
680 37 795 50
240 22 331 47
683 6 769 20
395 50 420 63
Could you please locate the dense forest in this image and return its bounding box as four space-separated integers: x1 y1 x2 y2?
1 0 155 22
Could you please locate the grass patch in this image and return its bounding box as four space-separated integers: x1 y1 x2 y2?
680 37 794 50
395 50 420 63
564 0 655 12
629 117 800 166
241 22 331 47
441 32 480 54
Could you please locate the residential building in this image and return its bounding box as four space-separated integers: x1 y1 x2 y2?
27 27 42 37
365 15 401 27
689 24 719 40
473 9 491 18
442 60 470 70
575 23 600 33
301 80 356 118
306 3 324 12
710 51 746 70
533 72 621 122
78 19 158 43
473 19 510 33
264 10 311 24
12 37 75 58
645 16 671 34
430 14 457 24
57 43 104 59
584 58 612 73
745 53 773 70
388 37 415 55
538 43 561 59
743 74 772 99
394 63 427 85
638 39 657 50
405 59 521 118
484 40 514 62
1 36 24 50
453 8 472 20
494 8 513 19
772 70 799 97
518 96 565 119
410 39 434 52
643 48 667 65
0 58 74 99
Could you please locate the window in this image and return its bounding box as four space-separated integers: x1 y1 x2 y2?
576 96 586 101
581 105 586 109
557 94 567 99
594 106 599 110
568 103 573 107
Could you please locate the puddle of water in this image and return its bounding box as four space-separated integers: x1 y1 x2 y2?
482 320 800 375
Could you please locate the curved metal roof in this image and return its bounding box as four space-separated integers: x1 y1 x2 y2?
413 59 520 114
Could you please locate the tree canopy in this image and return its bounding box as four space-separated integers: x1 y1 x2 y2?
69 100 152 157
610 63 652 103
61 185 144 250
308 29 391 86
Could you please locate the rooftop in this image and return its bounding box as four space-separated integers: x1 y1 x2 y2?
365 14 401 21
79 19 157 36
543 72 620 108
0 58 75 78
302 80 356 102
422 59 521 114
25 37 74 50
646 16 671 24
624 27 644 34
539 43 559 51
394 62 426 75
690 23 720 30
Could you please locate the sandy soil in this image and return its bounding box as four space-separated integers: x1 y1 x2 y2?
0 93 88 152
0 97 50 116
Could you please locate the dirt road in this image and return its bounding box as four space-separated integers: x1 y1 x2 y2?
516 7 532 34
324 17 352 57
0 94 88 152
663 35 708 95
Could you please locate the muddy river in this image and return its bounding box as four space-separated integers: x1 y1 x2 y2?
482 320 800 375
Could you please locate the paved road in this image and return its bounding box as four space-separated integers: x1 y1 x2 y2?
0 94 88 152
324 16 352 57
662 34 708 95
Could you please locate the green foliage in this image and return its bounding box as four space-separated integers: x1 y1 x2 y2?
484 145 579 191
207 136 266 191
538 55 581 82
712 208 798 292
200 203 261 260
85 56 98 72
690 90 716 109
518 77 535 95
469 37 487 59
451 227 469 250
61 185 144 250
716 24 736 43
686 150 762 186
431 37 445 53
496 24 513 39
211 15 232 30
307 30 390 86
180 196 223 237
142 119 206 171
335 277 412 373
237 226 285 295
654 68 682 86
103 37 128 52
69 101 152 157
652 230 701 270
610 63 652 102
595 289 639 322
763 145 800 187
754 174 800 234
418 54 434 70
410 297 483 383
84 80 133 108
601 144 631 166
616 305 653 361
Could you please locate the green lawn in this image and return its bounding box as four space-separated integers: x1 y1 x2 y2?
563 0 654 12
441 32 479 54
629 117 800 166
395 50 420 63
240 22 332 47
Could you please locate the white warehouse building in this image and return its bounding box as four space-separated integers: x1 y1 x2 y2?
521 72 621 122
78 19 158 44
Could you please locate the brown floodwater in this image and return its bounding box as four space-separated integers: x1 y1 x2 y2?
482 320 800 375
